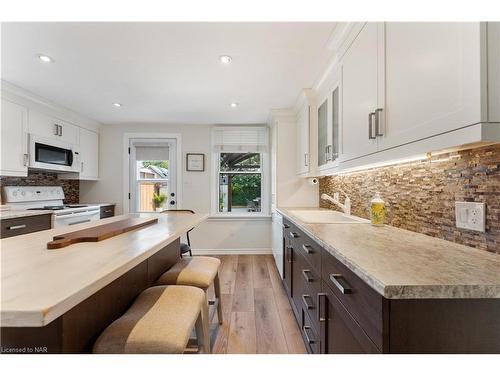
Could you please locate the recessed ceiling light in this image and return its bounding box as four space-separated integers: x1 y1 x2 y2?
112 103 122 108
230 102 238 108
219 55 232 64
37 54 54 63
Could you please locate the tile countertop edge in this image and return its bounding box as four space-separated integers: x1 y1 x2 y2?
0 213 209 327
276 207 500 300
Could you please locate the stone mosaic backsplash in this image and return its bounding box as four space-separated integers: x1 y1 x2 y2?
319 144 500 254
0 170 79 204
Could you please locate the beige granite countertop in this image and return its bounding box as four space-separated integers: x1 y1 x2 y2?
0 209 54 220
0 212 207 327
277 207 500 299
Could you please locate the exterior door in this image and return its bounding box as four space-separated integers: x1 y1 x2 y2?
129 138 177 213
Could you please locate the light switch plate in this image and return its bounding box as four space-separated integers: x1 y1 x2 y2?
455 202 486 232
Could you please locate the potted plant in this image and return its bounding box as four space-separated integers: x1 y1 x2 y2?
152 193 167 212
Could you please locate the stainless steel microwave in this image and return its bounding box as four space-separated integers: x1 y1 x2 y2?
29 134 80 173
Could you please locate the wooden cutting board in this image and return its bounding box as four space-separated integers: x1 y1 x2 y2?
47 217 159 249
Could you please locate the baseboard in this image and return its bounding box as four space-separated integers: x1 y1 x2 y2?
191 248 273 255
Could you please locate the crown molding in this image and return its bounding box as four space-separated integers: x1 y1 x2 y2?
1 80 101 132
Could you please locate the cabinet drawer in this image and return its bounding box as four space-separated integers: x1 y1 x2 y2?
1 214 52 239
295 251 321 333
301 306 321 354
283 219 322 273
100 205 115 219
322 249 385 350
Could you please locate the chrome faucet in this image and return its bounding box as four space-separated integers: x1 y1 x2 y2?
321 190 351 215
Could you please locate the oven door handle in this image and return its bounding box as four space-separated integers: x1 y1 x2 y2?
56 209 100 218
68 219 91 226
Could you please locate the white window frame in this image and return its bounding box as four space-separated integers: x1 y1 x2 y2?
210 127 270 218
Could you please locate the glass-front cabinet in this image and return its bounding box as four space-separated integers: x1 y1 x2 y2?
317 79 341 170
317 99 329 167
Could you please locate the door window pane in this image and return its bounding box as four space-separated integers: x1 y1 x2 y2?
136 160 169 212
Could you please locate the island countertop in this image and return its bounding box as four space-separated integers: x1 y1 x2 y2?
0 212 207 327
277 207 500 299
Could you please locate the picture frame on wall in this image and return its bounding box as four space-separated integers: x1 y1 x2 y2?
186 153 205 172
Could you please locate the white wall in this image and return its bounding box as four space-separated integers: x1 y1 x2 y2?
80 123 272 254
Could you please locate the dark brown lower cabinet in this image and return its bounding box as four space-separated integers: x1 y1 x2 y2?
281 217 500 354
99 205 115 219
0 214 52 239
320 284 380 353
282 235 292 299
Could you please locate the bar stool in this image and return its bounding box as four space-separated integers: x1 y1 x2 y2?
93 285 210 354
162 209 195 257
156 256 223 326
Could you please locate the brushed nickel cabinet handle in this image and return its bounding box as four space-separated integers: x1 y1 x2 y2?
302 269 313 282
54 124 59 136
304 153 308 167
286 246 293 263
375 108 383 136
302 244 313 254
329 274 353 294
7 224 27 230
302 325 315 344
289 231 299 238
302 294 314 310
283 223 290 229
59 125 63 136
317 293 327 322
368 112 376 139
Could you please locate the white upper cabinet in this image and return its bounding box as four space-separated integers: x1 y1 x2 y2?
29 109 79 145
379 22 484 151
1 99 28 176
341 23 383 161
296 103 310 175
78 127 99 180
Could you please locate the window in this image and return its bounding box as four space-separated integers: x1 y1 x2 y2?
212 126 269 216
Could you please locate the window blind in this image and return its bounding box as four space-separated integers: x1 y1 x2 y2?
134 144 170 160
212 126 268 152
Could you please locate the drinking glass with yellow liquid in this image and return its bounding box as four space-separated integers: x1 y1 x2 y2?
370 193 386 226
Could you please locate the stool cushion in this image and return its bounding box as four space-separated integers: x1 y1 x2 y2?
157 256 221 289
93 285 204 354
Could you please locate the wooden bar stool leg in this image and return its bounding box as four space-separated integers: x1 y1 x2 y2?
195 309 208 354
214 272 223 325
201 294 211 353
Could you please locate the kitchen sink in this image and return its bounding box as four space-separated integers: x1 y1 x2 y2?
289 209 369 224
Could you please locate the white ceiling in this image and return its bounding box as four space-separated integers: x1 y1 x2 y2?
1 22 336 125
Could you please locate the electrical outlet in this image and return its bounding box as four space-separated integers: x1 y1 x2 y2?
455 202 486 232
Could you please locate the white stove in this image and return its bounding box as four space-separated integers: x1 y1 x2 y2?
3 186 101 227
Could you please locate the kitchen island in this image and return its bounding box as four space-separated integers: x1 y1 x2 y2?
0 212 207 353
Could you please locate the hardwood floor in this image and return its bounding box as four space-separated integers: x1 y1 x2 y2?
209 255 306 354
